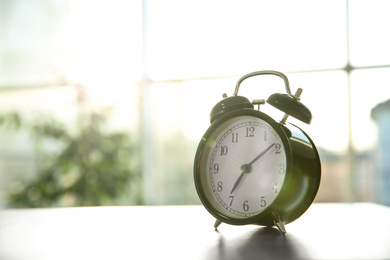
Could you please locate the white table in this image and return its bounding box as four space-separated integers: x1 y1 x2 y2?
1 203 389 259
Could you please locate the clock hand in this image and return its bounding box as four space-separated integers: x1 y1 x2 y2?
230 171 246 194
248 143 275 166
230 158 242 166
230 143 276 194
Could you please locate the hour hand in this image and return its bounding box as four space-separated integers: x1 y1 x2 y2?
230 164 251 194
230 171 245 194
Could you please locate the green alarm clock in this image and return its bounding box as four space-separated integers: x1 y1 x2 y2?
194 70 321 234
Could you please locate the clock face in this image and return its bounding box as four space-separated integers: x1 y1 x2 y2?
197 114 288 221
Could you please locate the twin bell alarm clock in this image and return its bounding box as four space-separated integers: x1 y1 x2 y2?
193 70 321 234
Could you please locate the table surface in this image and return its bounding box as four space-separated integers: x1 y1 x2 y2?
0 203 389 260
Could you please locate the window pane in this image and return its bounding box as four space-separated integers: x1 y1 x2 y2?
0 83 140 207
350 68 390 151
349 0 390 66
0 87 75 207
147 0 347 80
68 0 143 85
0 0 69 87
0 0 143 88
350 68 390 204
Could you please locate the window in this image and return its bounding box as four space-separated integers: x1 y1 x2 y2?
0 0 389 207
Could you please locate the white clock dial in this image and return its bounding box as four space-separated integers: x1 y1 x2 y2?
205 116 287 218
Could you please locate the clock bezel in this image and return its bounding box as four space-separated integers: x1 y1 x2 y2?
194 108 295 226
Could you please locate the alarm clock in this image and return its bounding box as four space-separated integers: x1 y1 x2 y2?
193 70 321 234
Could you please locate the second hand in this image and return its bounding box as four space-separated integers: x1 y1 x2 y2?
230 158 242 166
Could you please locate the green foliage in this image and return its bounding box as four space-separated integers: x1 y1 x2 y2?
0 110 142 207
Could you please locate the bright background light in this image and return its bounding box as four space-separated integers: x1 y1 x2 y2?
1 0 390 206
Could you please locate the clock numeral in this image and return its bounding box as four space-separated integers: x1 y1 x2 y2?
213 163 219 174
279 163 285 174
260 196 267 207
217 181 223 192
275 143 282 154
264 131 267 141
246 127 255 137
243 200 249 212
220 146 228 156
231 132 238 143
272 182 279 193
229 196 234 206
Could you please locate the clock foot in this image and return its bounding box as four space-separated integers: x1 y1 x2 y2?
272 211 286 234
214 219 222 230
274 219 286 235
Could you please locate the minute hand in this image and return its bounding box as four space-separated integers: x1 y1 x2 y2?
248 143 276 166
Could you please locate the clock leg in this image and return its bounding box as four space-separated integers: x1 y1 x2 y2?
274 219 286 235
214 219 223 230
272 211 286 234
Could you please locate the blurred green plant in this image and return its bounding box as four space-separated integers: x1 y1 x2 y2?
0 109 142 207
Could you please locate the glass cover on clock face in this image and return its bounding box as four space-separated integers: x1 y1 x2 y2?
200 115 287 219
